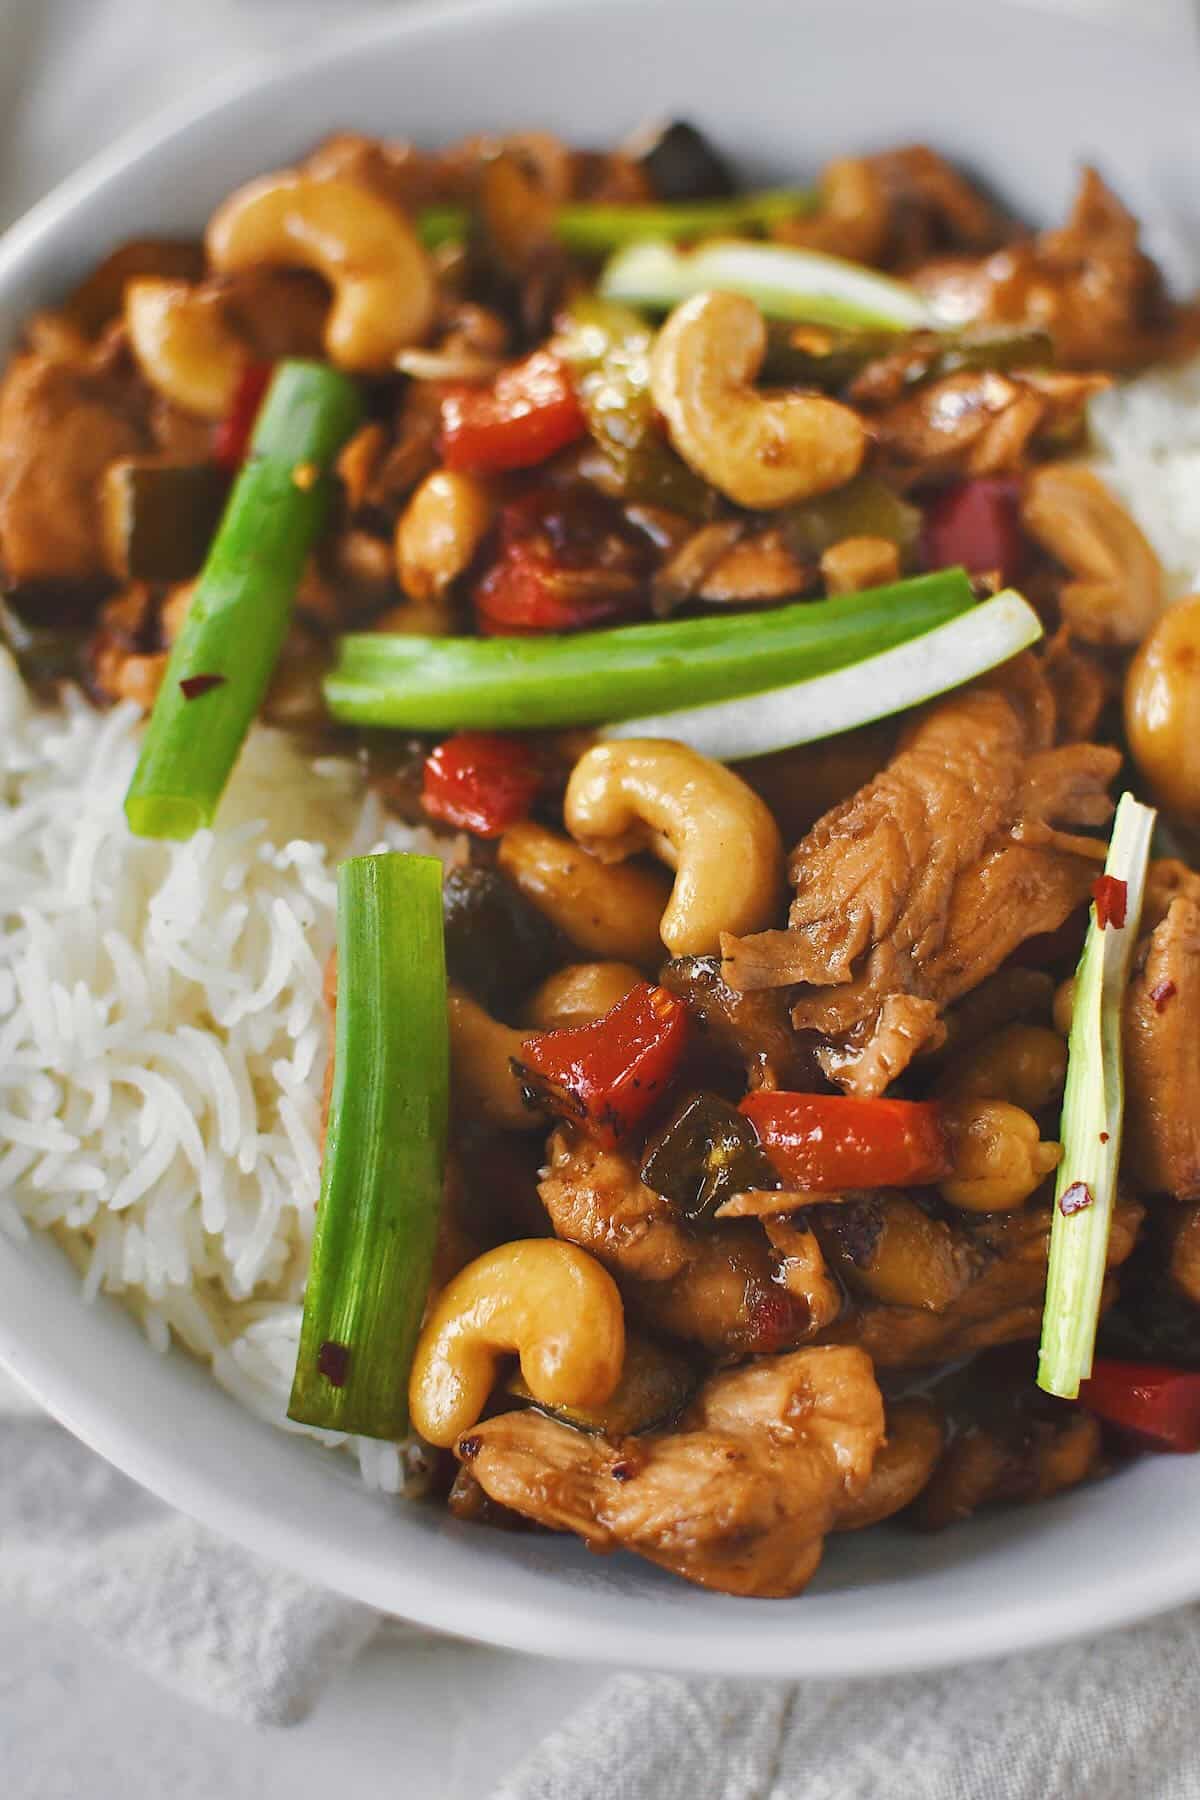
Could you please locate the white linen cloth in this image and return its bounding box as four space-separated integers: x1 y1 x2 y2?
3 0 1200 1784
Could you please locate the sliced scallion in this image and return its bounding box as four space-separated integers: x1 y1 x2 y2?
416 190 815 256
1037 795 1157 1401
554 189 815 253
124 360 363 839
288 852 449 1440
603 589 1043 760
599 237 935 331
324 568 975 733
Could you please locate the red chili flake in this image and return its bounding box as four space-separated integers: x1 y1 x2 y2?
1151 979 1178 1014
1099 1132 1110 1145
747 1284 806 1352
458 1434 482 1461
179 673 226 701
316 1340 351 1386
1092 875 1128 930
1059 1181 1095 1216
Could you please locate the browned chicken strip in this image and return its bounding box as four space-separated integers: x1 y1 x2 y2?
456 1346 884 1596
722 660 1118 1095
817 1197 1143 1367
1125 897 1200 1200
538 1128 815 1352
0 350 148 584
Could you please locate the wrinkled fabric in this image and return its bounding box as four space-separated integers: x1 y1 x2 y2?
0 1399 376 1724
492 1622 1200 1800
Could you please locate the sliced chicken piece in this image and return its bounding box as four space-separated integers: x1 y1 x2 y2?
457 1345 884 1596
817 1196 1143 1368
538 1128 813 1353
873 368 1105 478
917 1410 1101 1531
723 659 1118 1095
659 954 822 1091
912 168 1177 370
834 1395 945 1530
760 1216 844 1334
1125 897 1200 1199
0 350 148 584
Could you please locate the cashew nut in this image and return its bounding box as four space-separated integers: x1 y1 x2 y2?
936 1024 1067 1113
819 534 901 596
523 961 643 1031
448 987 543 1131
497 820 671 967
1125 595 1200 820
940 1098 1062 1212
649 291 866 509
564 739 784 957
124 279 246 417
409 1239 625 1447
206 173 435 372
395 470 496 605
1021 465 1164 648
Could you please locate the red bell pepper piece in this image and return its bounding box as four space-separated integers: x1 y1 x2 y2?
517 982 690 1147
421 732 542 837
1079 1360 1200 1453
740 1092 952 1191
474 487 650 635
213 361 274 471
441 350 587 474
920 477 1026 585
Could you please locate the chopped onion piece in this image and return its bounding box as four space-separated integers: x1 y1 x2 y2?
602 589 1043 761
599 237 935 331
1038 793 1157 1401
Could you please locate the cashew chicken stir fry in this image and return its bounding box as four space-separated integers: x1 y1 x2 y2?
10 118 1200 1599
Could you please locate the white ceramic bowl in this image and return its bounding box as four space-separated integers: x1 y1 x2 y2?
2 0 1200 1678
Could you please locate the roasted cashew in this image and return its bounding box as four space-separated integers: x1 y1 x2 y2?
124 279 246 417
819 534 901 595
447 987 543 1132
523 961 643 1031
206 173 435 372
1021 466 1164 648
564 739 784 957
409 1239 625 1447
649 291 866 509
497 821 671 967
940 1099 1062 1213
936 1024 1067 1113
1125 596 1200 820
395 470 496 604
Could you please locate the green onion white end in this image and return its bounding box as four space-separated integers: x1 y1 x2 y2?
599 238 934 331
1037 793 1157 1401
602 589 1043 761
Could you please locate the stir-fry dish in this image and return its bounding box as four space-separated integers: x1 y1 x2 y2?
6 120 1200 1598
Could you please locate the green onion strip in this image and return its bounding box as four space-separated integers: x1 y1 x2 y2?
124 360 363 840
289 853 449 1440
1038 794 1157 1400
325 568 976 733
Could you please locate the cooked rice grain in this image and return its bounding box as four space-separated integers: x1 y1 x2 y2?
0 650 459 1474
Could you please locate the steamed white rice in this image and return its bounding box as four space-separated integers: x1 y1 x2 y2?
0 650 462 1490
0 355 1196 1479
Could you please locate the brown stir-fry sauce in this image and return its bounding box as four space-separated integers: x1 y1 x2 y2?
7 120 1200 1597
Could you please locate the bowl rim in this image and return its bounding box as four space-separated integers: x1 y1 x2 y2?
2 0 1200 1678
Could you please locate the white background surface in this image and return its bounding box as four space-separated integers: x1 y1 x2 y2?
0 0 1196 1795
